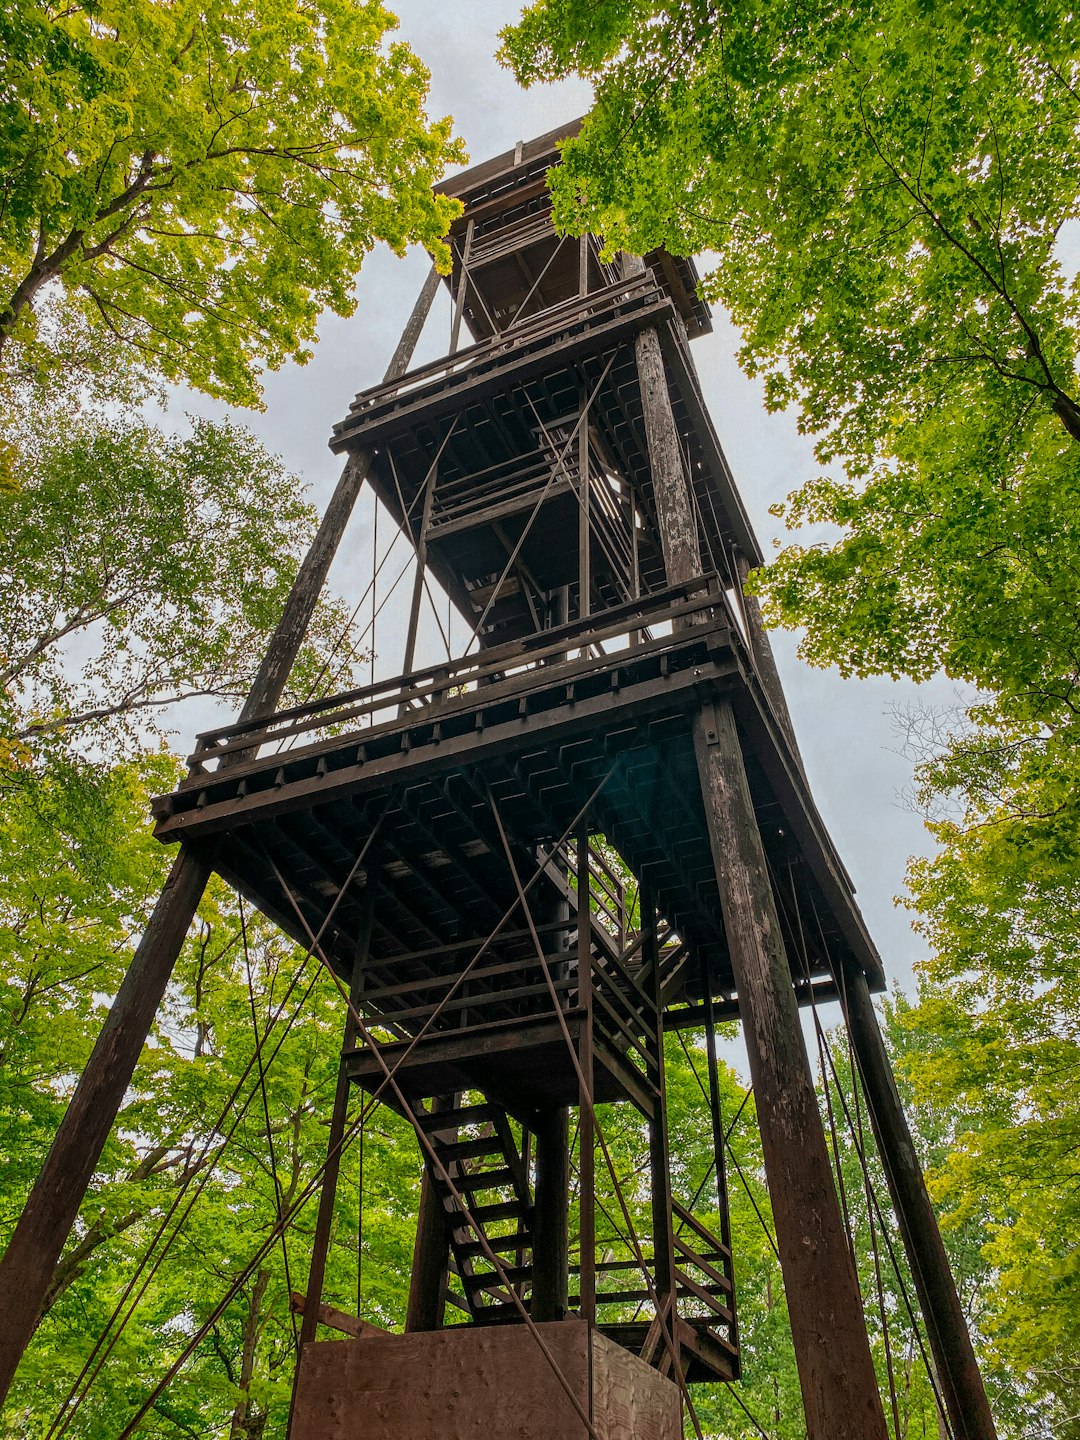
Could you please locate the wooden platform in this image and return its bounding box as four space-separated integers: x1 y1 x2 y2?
153 579 883 1029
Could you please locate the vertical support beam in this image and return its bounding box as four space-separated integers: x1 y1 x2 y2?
576 828 596 1323
622 252 702 587
641 885 676 1315
578 382 591 622
531 1107 569 1322
406 1098 455 1332
578 234 589 297
449 219 474 354
297 878 379 1351
841 966 998 1440
0 263 442 1408
692 698 888 1440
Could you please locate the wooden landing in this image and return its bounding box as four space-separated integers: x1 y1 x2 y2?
152 581 883 1021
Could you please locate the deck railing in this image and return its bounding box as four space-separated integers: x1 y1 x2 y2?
182 574 732 785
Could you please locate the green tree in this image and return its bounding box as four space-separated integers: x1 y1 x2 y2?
1 389 361 763
0 0 462 406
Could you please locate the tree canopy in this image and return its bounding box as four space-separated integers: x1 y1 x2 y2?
0 0 463 405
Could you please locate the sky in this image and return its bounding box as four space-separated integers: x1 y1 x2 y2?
168 0 970 1006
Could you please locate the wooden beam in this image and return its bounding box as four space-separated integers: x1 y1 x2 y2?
297 880 379 1351
288 1292 388 1340
692 699 888 1440
406 1097 456 1331
531 1107 569 1322
622 253 702 586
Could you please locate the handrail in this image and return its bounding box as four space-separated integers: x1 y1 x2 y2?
338 273 660 421
189 574 726 765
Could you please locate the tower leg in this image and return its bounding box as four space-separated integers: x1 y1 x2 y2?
406 1157 452 1332
0 845 213 1402
531 1107 569 1322
693 700 889 1440
0 266 442 1408
841 966 998 1440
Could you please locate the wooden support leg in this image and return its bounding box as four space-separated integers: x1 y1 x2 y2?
701 960 739 1362
576 829 596 1324
406 1150 452 1332
841 965 998 1440
297 881 379 1351
0 844 213 1404
692 698 889 1440
641 888 676 1319
531 1107 569 1322
0 266 441 1408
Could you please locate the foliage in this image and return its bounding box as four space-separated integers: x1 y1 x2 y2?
0 771 422 1438
899 748 1080 1436
0 0 463 406
0 386 362 763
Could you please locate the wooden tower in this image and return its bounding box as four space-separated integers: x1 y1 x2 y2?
0 124 997 1440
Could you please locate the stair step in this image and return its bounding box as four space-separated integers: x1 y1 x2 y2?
436 1135 505 1164
417 1103 500 1132
468 1200 529 1225
458 1231 533 1259
464 1264 532 1293
453 1167 517 1192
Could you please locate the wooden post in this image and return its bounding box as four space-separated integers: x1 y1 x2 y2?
701 961 739 1360
405 1100 455 1332
449 219 474 354
297 880 378 1350
841 965 998 1440
622 252 702 586
0 264 442 1409
642 886 676 1317
576 829 596 1323
578 382 591 623
531 1107 569 1322
692 699 889 1440
626 271 886 1435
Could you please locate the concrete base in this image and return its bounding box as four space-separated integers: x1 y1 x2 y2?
289 1318 682 1440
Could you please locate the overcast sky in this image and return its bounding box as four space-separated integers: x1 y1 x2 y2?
167 0 969 1005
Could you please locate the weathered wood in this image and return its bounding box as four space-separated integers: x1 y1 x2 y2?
0 264 441 1409
449 220 474 355
0 845 213 1400
701 962 739 1364
531 1107 570 1322
576 829 596 1323
691 698 888 1440
288 1292 388 1340
405 1096 456 1332
622 253 702 587
298 881 378 1351
289 1320 682 1440
841 965 998 1440
641 889 676 1317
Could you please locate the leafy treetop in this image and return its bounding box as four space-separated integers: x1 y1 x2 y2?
0 0 464 406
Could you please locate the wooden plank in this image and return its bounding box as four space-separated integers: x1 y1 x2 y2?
288 1292 388 1340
